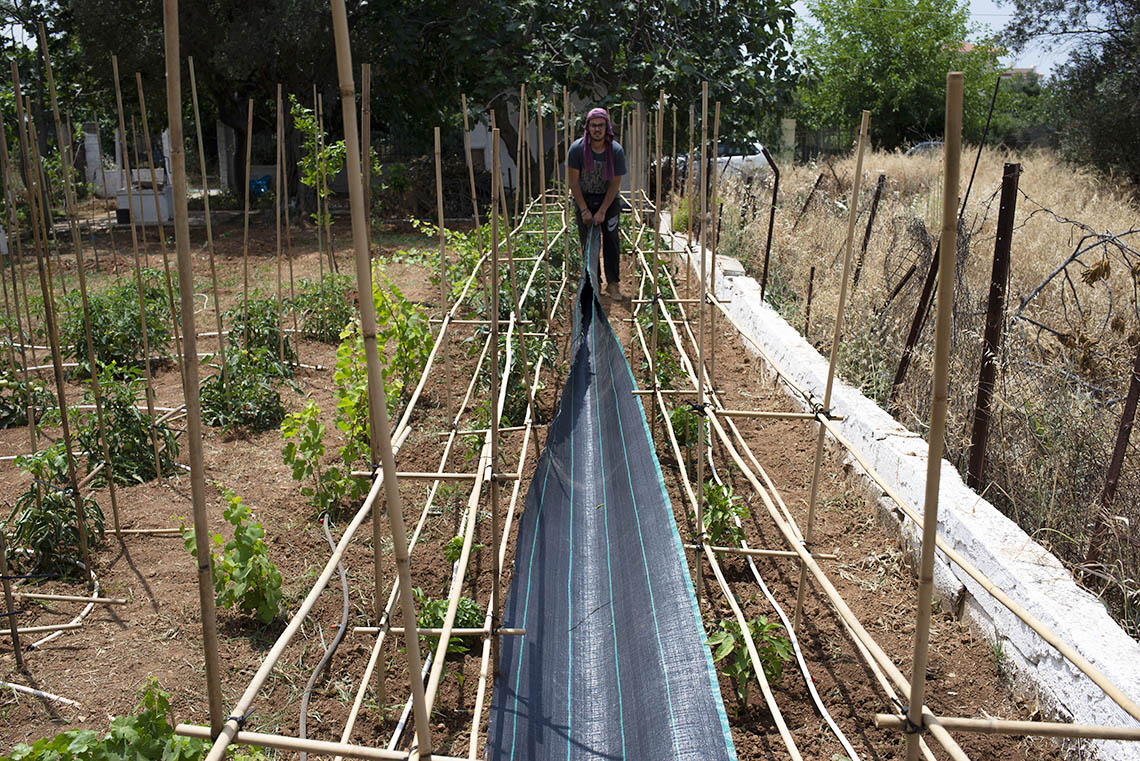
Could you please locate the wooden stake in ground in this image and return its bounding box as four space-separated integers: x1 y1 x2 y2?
708 101 721 390
490 128 503 674
514 84 526 220
93 119 119 273
317 93 336 273
276 85 285 367
685 103 695 298
460 94 483 256
0 531 23 668
40 22 121 533
111 55 163 478
281 104 298 337
10 73 91 586
793 109 870 631
135 73 186 386
241 98 254 350
649 91 664 442
187 57 228 377
162 0 225 734
434 126 452 419
313 85 325 282
327 3 433 756
694 81 709 607
536 91 550 321
906 72 963 761
361 63 371 233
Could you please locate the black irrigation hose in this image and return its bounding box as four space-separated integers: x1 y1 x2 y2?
299 514 349 761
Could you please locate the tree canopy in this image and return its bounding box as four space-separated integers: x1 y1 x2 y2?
999 0 1140 182
795 0 1002 150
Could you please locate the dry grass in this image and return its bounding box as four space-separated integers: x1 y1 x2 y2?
699 146 1140 636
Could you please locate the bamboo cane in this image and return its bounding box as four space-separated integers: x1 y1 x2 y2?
650 91 663 442
163 0 225 731
187 58 228 383
281 101 298 338
130 116 149 264
708 102 721 388
793 110 870 631
563 88 571 285
40 22 121 533
11 78 91 587
685 104 695 298
134 74 185 385
0 134 37 454
317 93 336 272
328 5 433 757
0 532 22 667
878 712 1140 741
695 83 709 599
276 85 285 367
313 86 324 282
93 119 118 273
240 98 253 350
434 126 452 419
537 91 550 322
671 103 677 197
111 55 163 478
459 94 482 260
906 74 963 761
361 63 372 232
490 129 503 675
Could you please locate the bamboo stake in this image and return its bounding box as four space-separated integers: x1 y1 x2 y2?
313 86 324 282
361 63 372 232
240 98 253 350
490 129 503 674
793 110 870 631
460 94 482 260
0 621 83 637
708 102 721 388
40 22 121 533
695 83 709 595
0 133 38 454
670 103 677 197
685 104 695 298
0 531 22 667
537 91 550 321
111 55 163 478
11 75 91 587
134 73 185 385
93 119 118 273
650 91 664 442
129 116 150 264
434 126 452 419
164 0 225 731
281 99 298 338
187 58 228 383
276 85 285 367
13 591 127 604
317 93 336 273
328 5 433 757
906 74 962 761
562 88 571 286
878 712 1140 741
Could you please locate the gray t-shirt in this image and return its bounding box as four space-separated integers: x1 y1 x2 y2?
568 137 627 195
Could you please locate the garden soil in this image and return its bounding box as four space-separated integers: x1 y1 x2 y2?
0 213 1065 760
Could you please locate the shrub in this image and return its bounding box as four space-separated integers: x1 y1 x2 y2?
79 366 179 485
8 681 204 761
413 587 483 657
290 273 354 343
703 481 749 546
200 348 288 432
62 269 172 375
182 487 284 623
5 443 104 576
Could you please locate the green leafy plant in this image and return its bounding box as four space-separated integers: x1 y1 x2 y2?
707 616 794 705
443 534 485 565
0 370 49 429
281 401 348 513
290 272 355 342
670 405 701 449
413 587 483 657
702 481 749 546
8 680 204 761
79 366 178 485
62 268 172 375
226 292 296 373
182 487 284 623
5 443 104 576
200 348 288 432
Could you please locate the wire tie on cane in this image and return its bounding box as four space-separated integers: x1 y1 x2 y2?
898 706 925 735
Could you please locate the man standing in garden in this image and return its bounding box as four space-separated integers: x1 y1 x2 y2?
568 107 627 297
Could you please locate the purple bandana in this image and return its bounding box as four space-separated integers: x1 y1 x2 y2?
582 107 615 182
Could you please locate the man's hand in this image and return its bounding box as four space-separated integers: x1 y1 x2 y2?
588 208 606 226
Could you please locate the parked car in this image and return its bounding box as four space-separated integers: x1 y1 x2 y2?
904 140 943 157
714 141 772 178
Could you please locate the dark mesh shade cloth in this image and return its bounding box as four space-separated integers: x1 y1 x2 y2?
486 228 736 761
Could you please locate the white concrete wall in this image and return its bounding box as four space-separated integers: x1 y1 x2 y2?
668 226 1140 759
